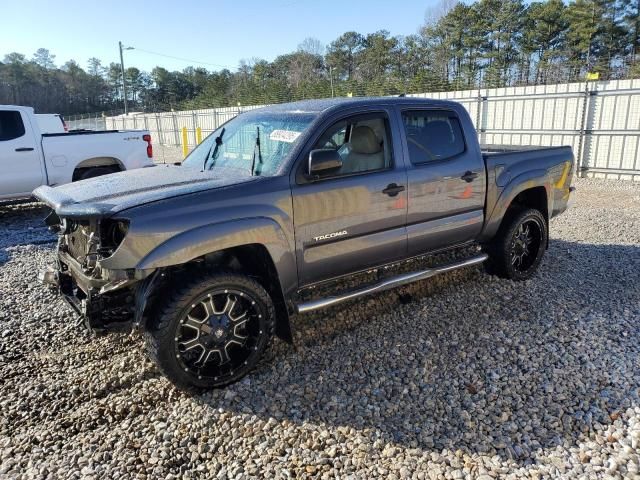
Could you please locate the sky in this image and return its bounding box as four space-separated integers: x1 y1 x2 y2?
0 0 442 73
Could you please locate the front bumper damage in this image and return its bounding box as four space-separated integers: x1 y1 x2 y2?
40 250 157 333
32 185 162 333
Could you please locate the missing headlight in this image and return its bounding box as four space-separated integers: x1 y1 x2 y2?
45 211 70 234
101 219 129 254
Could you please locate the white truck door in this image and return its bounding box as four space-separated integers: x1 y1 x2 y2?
0 109 43 199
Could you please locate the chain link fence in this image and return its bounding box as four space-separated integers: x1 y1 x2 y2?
65 114 107 131
66 78 640 180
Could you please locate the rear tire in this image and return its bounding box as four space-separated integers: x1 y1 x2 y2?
77 166 118 181
484 207 547 281
144 272 275 389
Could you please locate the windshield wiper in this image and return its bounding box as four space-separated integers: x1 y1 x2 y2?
203 127 225 170
250 126 263 176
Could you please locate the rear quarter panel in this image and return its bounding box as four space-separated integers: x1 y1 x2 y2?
480 146 574 241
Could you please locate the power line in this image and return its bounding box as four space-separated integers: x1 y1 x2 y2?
128 46 234 70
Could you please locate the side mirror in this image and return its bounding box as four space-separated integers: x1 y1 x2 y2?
308 149 342 178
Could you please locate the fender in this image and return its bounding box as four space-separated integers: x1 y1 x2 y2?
135 216 298 298
479 168 552 242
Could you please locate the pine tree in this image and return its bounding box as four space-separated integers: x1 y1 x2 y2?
521 0 568 84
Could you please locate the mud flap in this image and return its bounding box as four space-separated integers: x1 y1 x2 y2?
134 270 162 330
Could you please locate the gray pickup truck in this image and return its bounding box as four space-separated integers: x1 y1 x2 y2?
35 97 575 389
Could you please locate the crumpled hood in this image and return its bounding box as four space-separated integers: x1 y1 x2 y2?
33 165 258 218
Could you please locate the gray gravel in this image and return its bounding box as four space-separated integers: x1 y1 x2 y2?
1 178 639 479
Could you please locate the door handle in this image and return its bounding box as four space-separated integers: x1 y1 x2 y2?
15 147 34 152
382 183 405 197
461 171 478 183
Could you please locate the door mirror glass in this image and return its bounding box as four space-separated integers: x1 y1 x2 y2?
308 149 342 177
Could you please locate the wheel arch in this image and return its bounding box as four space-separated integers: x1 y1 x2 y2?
135 218 297 342
512 186 548 216
208 243 292 343
480 170 552 242
72 157 124 181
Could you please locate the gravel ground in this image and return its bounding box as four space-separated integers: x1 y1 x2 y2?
0 178 639 479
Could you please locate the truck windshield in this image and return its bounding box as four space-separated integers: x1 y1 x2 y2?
182 112 314 176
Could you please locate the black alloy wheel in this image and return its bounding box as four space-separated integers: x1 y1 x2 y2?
484 208 548 281
510 219 542 272
175 289 263 382
145 273 275 389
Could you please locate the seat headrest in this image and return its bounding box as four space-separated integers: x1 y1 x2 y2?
350 126 380 154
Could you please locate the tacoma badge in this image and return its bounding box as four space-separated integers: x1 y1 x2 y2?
314 230 348 242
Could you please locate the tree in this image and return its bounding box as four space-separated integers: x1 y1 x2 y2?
33 48 56 69
358 31 399 83
298 37 324 56
480 0 526 87
564 0 627 78
87 57 103 77
106 62 123 104
424 0 459 25
326 32 364 81
84 58 108 109
1 0 639 116
125 67 144 103
593 0 627 78
1 53 28 104
521 0 568 83
626 0 640 75
3 52 26 64
436 3 477 87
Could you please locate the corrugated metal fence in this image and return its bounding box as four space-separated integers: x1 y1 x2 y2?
69 78 640 180
411 78 640 180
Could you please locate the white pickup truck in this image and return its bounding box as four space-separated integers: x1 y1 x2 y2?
0 105 155 201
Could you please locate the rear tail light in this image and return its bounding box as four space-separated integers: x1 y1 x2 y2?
61 116 68 132
143 134 153 158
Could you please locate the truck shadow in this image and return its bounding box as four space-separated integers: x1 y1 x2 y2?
0 201 53 266
195 239 640 465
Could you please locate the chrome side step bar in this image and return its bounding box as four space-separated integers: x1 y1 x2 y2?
295 253 488 314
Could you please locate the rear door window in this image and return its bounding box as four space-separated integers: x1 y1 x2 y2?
402 110 465 164
0 111 26 141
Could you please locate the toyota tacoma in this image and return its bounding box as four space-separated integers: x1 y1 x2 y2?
35 97 575 389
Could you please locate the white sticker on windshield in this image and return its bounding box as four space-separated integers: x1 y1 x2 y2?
269 129 301 143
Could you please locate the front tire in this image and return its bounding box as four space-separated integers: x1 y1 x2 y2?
484 208 547 281
144 272 275 389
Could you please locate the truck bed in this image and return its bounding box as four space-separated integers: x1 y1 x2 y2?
479 144 575 238
39 129 153 187
481 144 571 155
481 144 573 169
42 130 132 137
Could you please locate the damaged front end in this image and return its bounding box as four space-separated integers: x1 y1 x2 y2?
40 210 157 333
